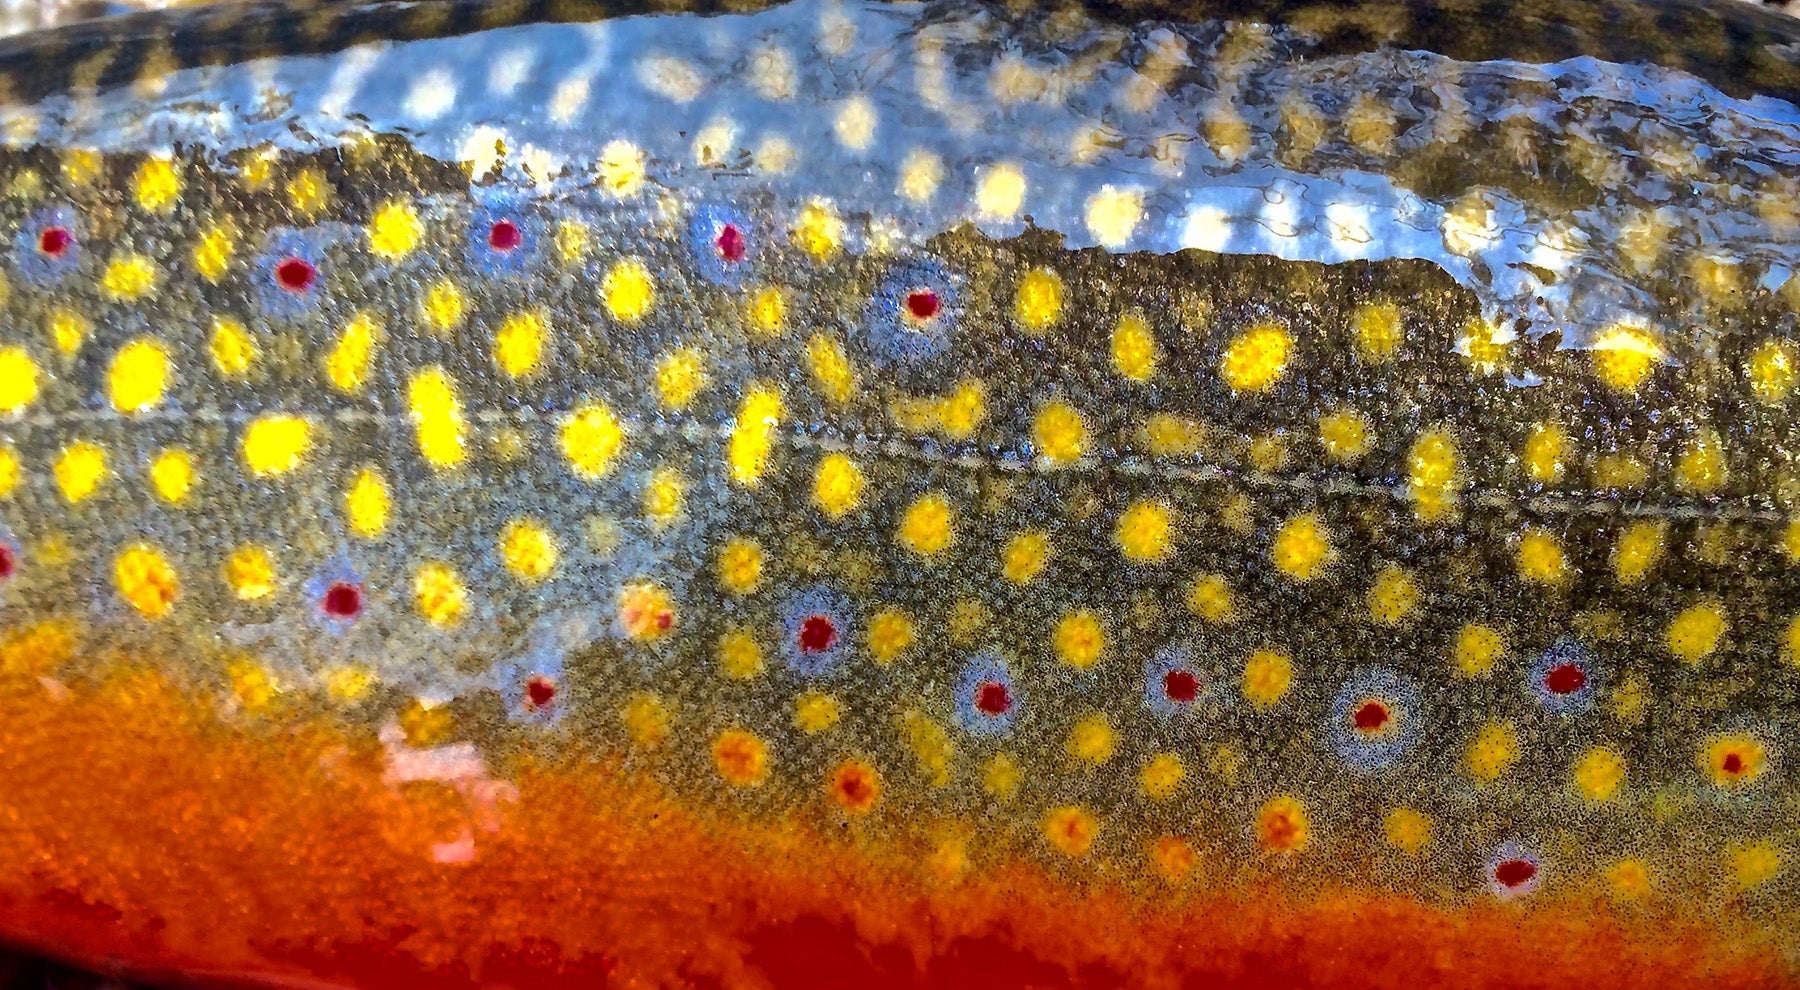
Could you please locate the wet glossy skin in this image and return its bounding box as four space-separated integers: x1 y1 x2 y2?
1 1 1799 987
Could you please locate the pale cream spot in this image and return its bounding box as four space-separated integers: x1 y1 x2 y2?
693 118 738 168
899 148 943 203
458 125 509 179
749 46 797 100
835 96 878 151
638 55 705 103
1086 185 1144 248
404 67 457 122
976 163 1027 220
549 76 592 125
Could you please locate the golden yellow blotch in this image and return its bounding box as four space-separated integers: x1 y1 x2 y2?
890 380 987 441
493 311 546 378
0 447 16 500
866 609 914 665
1407 429 1462 523
1607 859 1653 901
422 279 466 334
1219 323 1294 393
1033 401 1086 464
555 219 590 265
1465 720 1520 781
1186 573 1236 623
1523 423 1567 484
324 312 380 393
1383 807 1432 854
1352 302 1403 362
1667 601 1726 664
717 628 764 680
1256 795 1310 854
642 467 684 528
982 754 1021 800
1043 806 1097 857
1452 623 1505 678
794 691 843 735
1611 520 1666 585
1573 746 1625 802
242 415 311 478
227 659 279 713
345 469 389 539
1242 647 1294 707
749 286 787 337
193 225 234 282
323 666 376 705
1115 499 1174 562
61 149 101 187
54 442 106 503
1731 841 1782 891
1001 530 1051 585
132 157 181 212
1272 512 1331 581
148 449 195 505
792 199 843 261
101 255 157 300
1065 712 1117 766
1110 311 1159 382
812 453 865 520
0 347 39 413
107 338 171 413
898 492 954 557
1054 610 1105 671
1458 318 1510 373
561 401 624 480
500 519 559 583
712 728 768 786
655 349 706 411
1590 323 1662 393
900 710 954 787
602 259 655 322
717 537 764 595
115 544 178 619
1014 268 1063 331
1748 339 1798 404
1675 430 1729 494
1141 753 1186 800
48 308 88 356
410 562 465 626
368 200 422 260
1516 527 1570 586
210 318 256 378
1317 411 1370 464
805 335 855 405
727 388 782 486
1366 565 1420 626
285 168 329 217
224 545 276 601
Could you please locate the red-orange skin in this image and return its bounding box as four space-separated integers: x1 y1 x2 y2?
0 665 1790 990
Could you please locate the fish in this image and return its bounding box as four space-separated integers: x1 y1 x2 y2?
0 0 1798 987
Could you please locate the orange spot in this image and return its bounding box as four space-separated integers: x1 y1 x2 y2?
712 728 768 786
1257 795 1309 854
827 759 880 814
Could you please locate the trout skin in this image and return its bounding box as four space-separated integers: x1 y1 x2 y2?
1 1 1800 988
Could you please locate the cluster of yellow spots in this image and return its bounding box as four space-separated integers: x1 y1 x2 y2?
889 380 987 440
1407 429 1462 522
101 254 158 301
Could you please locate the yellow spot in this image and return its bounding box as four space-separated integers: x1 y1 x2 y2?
1033 401 1086 464
487 310 547 379
805 334 855 405
241 416 311 478
48 308 87 355
866 609 914 665
1383 807 1432 854
397 699 451 747
1748 339 1798 404
193 225 234 282
1787 518 1800 564
1522 423 1567 485
618 582 677 642
560 402 624 480
1317 411 1370 463
1594 453 1648 489
1612 521 1666 585
1001 530 1050 585
1272 513 1332 582
323 666 375 705
54 442 106 503
1590 322 1662 393
344 470 389 539
1731 841 1782 890
727 388 782 486
1573 746 1625 802
1085 185 1143 247
792 199 843 261
1141 753 1186 800
1152 837 1197 882
115 545 178 619
1256 795 1309 854
900 710 955 786
209 318 255 378
408 562 465 626
423 279 466 333
224 545 276 601
1187 573 1236 623
285 168 329 217
0 348 39 413
555 219 590 264
1607 859 1653 901
1676 431 1729 494
602 259 655 322
717 537 764 595
1014 268 1063 331
1667 602 1726 664
228 659 279 712
1242 648 1294 708
749 286 787 336
1453 623 1505 678
794 691 843 735
0 447 15 499
1516 528 1570 586
1110 311 1159 382
642 467 685 528
1219 323 1294 393
1459 319 1510 372
982 754 1021 800
898 492 954 557
367 200 422 260
834 95 878 150
61 149 100 187
1465 720 1520 781
897 148 943 203
1115 500 1174 562
1054 610 1106 671
1366 565 1419 626
712 728 768 786
598 140 646 198
718 628 764 679
108 338 171 413
623 694 672 749
976 163 1026 219
101 255 157 300
132 157 180 211
1044 806 1097 857
500 519 559 583
813 453 865 520
1408 429 1462 523
655 349 706 410
324 312 380 393
1353 302 1403 362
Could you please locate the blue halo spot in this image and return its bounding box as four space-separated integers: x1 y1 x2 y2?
469 198 543 276
779 585 854 677
14 205 81 286
1529 638 1599 714
1486 842 1544 900
1142 645 1215 718
495 646 567 727
1327 668 1424 773
688 204 754 286
256 227 329 319
955 651 1019 736
861 258 963 365
303 557 365 634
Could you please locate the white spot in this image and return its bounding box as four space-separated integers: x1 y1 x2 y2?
1181 206 1235 253
638 54 704 103
1442 193 1499 257
976 163 1027 220
458 125 510 178
518 144 561 191
835 96 878 151
550 75 592 126
818 3 857 56
488 47 536 96
1323 200 1374 250
749 46 796 101
404 67 458 122
1086 185 1145 248
693 118 738 168
756 135 797 174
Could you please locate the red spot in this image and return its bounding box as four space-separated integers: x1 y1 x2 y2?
715 224 746 262
1723 751 1744 776
0 544 14 579
37 226 71 257
974 681 1011 717
798 615 837 653
1353 700 1391 732
1494 858 1537 888
1544 662 1586 695
275 257 316 292
525 676 557 709
488 219 523 252
655 611 673 631
1162 669 1199 704
322 582 361 620
904 290 940 321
